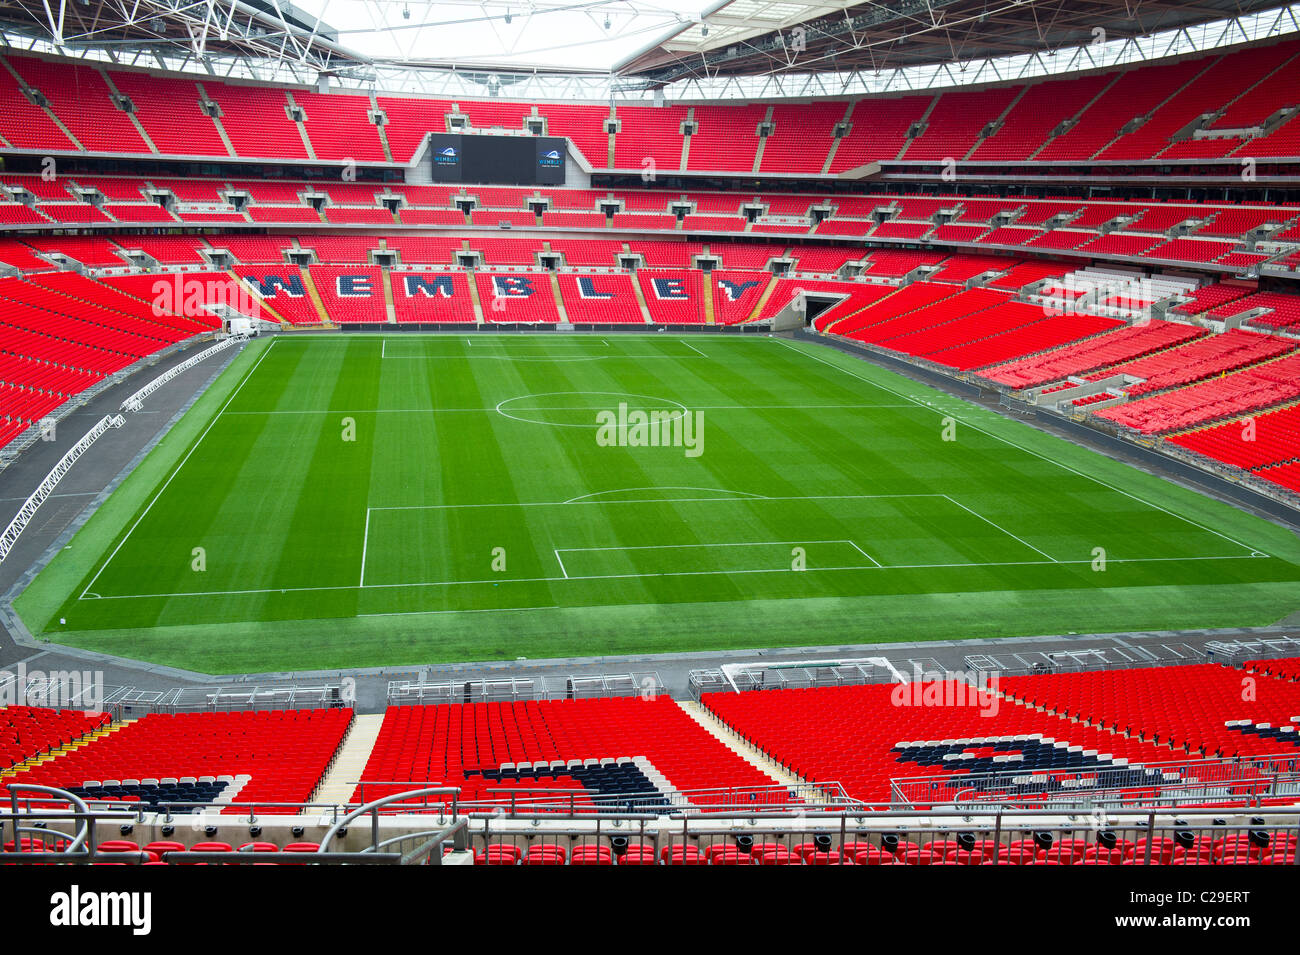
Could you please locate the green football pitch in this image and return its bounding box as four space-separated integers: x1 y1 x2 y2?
17 333 1300 674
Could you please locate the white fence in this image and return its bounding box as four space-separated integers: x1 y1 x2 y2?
0 414 124 563
121 335 240 412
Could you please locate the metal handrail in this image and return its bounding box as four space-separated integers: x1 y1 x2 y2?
318 787 464 853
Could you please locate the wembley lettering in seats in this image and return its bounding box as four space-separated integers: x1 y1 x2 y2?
336 275 373 297
403 274 454 298
254 275 305 298
651 277 689 299
243 270 742 312
577 276 614 299
491 275 535 298
717 278 761 300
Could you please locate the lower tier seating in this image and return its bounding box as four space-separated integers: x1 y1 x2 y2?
1166 402 1300 471
1 705 110 770
702 681 1185 805
9 708 352 813
1096 353 1300 434
354 696 784 811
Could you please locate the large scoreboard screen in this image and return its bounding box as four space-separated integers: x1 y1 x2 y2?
426 133 566 185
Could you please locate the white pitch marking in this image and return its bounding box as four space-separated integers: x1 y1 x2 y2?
81 553 1266 602
220 403 918 416
774 339 1272 559
562 485 771 505
942 495 1059 563
553 549 570 579
79 338 277 599
372 491 945 512
359 508 372 588
844 540 882 567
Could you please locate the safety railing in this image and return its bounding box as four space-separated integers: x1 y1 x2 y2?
0 413 124 562
119 334 240 412
5 783 1299 865
387 670 664 705
891 753 1300 810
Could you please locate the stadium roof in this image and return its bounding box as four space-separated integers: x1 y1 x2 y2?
621 0 1296 81
0 0 1296 98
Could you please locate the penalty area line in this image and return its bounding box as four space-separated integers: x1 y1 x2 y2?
76 552 1266 602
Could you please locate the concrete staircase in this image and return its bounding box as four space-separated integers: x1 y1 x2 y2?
313 713 384 806
0 719 134 779
675 700 804 788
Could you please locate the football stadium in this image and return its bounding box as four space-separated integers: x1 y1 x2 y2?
0 0 1299 910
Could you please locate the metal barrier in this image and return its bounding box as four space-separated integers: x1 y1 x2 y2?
891 753 1300 809
4 783 1298 865
0 333 216 470
428 804 1300 867
0 413 124 563
318 787 469 862
1205 637 1300 666
387 671 664 705
119 335 241 412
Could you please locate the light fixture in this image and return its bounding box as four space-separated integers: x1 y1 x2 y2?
505 8 512 23
604 14 611 29
401 4 410 18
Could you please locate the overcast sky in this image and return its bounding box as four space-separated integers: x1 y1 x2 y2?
289 0 707 71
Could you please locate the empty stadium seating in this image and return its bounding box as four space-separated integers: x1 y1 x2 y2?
998 664 1300 759
9 708 352 812
353 696 782 810
1167 402 1300 472
983 320 1207 389
1096 329 1297 397
702 680 1183 805
0 49 1298 182
1 706 110 770
1096 353 1300 434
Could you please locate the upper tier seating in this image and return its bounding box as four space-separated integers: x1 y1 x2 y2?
8 57 149 153
3 45 1300 170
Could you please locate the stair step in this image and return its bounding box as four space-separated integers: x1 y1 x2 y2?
314 713 386 806
676 699 804 789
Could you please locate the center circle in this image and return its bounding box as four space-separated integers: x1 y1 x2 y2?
495 391 690 428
